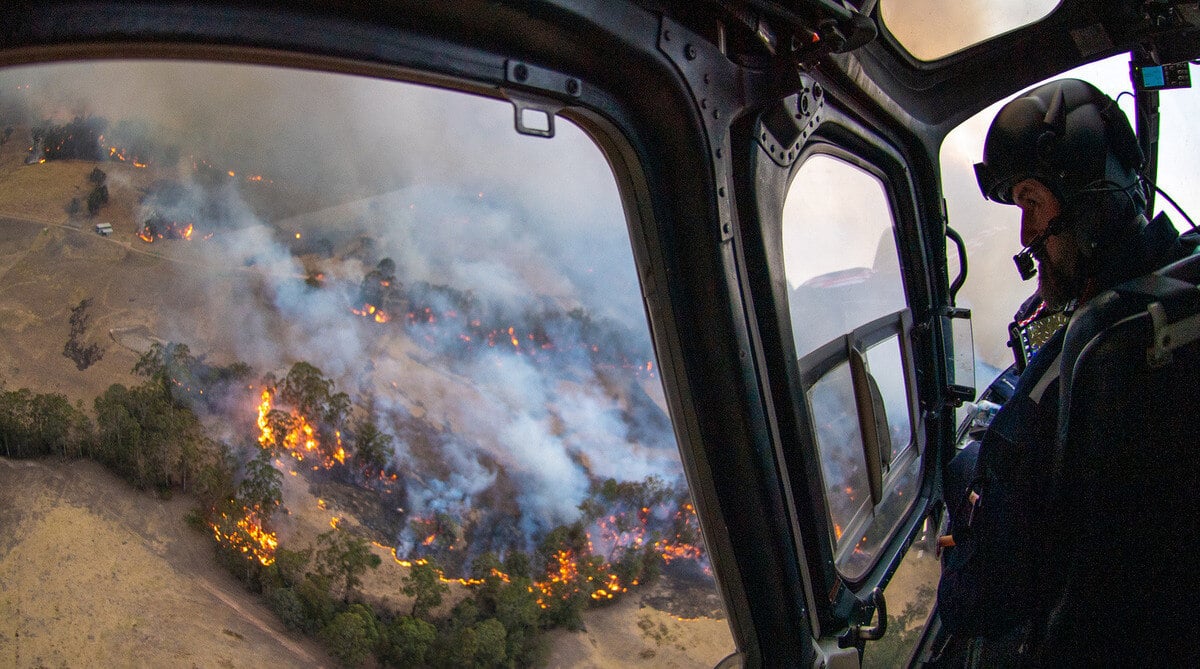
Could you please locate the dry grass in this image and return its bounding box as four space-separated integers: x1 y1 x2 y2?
0 457 330 668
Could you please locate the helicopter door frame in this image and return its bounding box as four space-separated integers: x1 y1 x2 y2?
731 86 948 658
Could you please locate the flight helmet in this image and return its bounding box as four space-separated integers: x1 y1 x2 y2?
974 78 1143 206
974 78 1146 269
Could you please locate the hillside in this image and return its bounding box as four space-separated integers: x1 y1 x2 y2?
0 457 329 667
0 131 737 666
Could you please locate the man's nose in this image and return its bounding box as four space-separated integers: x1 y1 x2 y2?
1020 210 1041 247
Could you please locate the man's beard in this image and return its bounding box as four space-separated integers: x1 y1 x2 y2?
1036 250 1083 310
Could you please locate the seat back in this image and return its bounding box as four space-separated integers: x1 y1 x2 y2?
1040 252 1200 664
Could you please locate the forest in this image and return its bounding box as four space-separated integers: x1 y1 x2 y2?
0 341 700 667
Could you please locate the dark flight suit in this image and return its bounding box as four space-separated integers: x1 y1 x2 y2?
933 213 1193 667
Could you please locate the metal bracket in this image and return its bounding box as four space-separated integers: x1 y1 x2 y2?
503 60 582 138
658 17 740 240
838 586 888 647
756 74 824 167
1146 299 1200 368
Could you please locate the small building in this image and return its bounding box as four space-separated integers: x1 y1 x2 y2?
94 222 113 236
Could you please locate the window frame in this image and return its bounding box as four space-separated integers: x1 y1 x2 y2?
800 309 922 575
750 115 940 634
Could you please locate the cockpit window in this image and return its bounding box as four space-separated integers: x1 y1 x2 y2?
879 0 1060 62
782 155 905 360
782 153 921 580
0 60 734 666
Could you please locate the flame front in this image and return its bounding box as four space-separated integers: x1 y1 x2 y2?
255 388 341 468
210 510 278 566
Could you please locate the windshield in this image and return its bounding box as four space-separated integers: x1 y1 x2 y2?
879 0 1060 61
0 60 734 667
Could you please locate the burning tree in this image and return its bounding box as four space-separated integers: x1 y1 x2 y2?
533 523 611 630
353 257 404 323
208 449 283 574
29 116 106 162
255 362 351 468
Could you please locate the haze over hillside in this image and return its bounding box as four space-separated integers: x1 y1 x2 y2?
0 60 735 666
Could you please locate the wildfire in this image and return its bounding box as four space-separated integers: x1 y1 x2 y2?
210 509 278 566
107 145 150 167
255 388 341 468
352 303 392 324
591 572 626 601
138 218 194 243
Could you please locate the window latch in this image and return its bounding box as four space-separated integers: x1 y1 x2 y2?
846 587 888 643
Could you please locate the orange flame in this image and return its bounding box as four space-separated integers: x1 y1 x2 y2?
210 509 278 566
256 388 340 467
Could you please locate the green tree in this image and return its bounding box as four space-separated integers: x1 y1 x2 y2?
270 545 314 589
402 558 449 618
133 342 198 404
381 615 436 667
320 608 377 667
192 440 237 509
470 552 506 615
503 550 531 579
27 392 90 457
436 598 481 667
350 417 392 474
295 573 336 633
279 362 333 422
93 379 207 491
268 587 307 632
85 184 108 216
473 618 508 668
323 391 351 431
495 575 541 663
238 448 282 514
314 529 382 601
0 388 33 457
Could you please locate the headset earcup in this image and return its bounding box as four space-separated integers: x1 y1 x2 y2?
1101 105 1144 171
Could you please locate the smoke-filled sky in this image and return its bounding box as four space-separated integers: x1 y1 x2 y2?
0 59 641 324
879 0 1059 61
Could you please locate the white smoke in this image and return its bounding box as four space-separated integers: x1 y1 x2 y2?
0 60 684 551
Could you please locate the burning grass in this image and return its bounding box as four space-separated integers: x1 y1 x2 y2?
138 214 195 242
